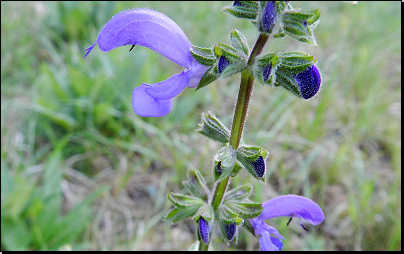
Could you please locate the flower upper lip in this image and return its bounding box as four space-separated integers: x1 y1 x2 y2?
249 194 324 251
84 9 208 117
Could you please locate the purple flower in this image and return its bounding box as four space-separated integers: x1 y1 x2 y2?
261 1 277 34
199 217 211 245
251 155 266 178
84 9 209 117
294 65 322 100
249 195 324 251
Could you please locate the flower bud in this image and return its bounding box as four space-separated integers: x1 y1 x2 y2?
224 222 237 241
233 1 245 7
199 217 211 245
218 55 231 74
251 155 266 178
216 161 223 174
262 63 272 82
261 1 277 34
294 65 321 99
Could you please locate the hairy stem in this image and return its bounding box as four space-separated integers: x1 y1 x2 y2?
198 33 269 251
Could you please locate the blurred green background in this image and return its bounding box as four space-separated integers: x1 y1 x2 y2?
1 1 401 251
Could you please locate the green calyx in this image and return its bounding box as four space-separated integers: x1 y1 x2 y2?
196 112 231 144
253 51 317 99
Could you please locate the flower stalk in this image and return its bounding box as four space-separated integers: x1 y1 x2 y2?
199 33 269 251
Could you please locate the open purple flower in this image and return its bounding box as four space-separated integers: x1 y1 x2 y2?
84 9 209 117
249 195 324 251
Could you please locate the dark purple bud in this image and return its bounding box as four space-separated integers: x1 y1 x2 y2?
233 1 246 7
294 65 322 100
261 1 277 33
224 222 237 241
216 161 223 174
199 217 211 245
262 63 272 82
251 155 265 178
218 55 230 74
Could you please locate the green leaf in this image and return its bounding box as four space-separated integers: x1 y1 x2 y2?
213 146 237 183
225 202 263 219
217 204 239 224
236 146 269 182
222 6 258 20
241 219 256 237
220 60 248 78
195 112 230 143
168 193 204 208
283 20 317 45
274 69 303 99
257 53 278 67
278 52 315 74
195 65 220 90
283 9 320 26
229 29 249 56
183 169 210 201
197 203 215 221
237 145 269 161
219 43 242 62
190 45 216 66
172 203 203 224
223 184 253 203
165 208 180 221
230 162 243 177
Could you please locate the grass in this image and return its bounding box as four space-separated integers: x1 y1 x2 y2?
1 1 401 251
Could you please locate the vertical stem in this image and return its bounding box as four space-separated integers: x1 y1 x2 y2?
199 34 269 251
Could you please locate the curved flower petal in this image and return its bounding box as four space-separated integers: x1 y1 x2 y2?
187 61 210 88
145 69 193 100
250 220 284 239
259 231 284 251
132 85 172 117
84 9 192 67
258 195 324 225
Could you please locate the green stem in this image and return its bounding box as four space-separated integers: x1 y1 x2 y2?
198 33 269 251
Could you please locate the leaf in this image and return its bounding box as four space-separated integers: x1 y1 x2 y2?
172 204 203 224
195 112 230 143
225 202 263 219
214 146 237 183
190 45 216 66
223 184 253 203
195 65 220 91
241 219 256 237
168 193 204 208
222 6 258 20
182 169 210 201
229 29 249 56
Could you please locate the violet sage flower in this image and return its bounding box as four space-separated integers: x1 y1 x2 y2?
249 195 324 251
84 9 209 117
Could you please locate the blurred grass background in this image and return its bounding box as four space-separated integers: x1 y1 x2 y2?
1 1 401 251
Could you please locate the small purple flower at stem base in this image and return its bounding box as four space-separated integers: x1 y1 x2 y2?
83 9 209 117
252 155 266 178
262 63 272 82
249 195 324 251
218 55 231 74
294 65 322 100
199 217 211 245
224 222 237 241
261 1 277 34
